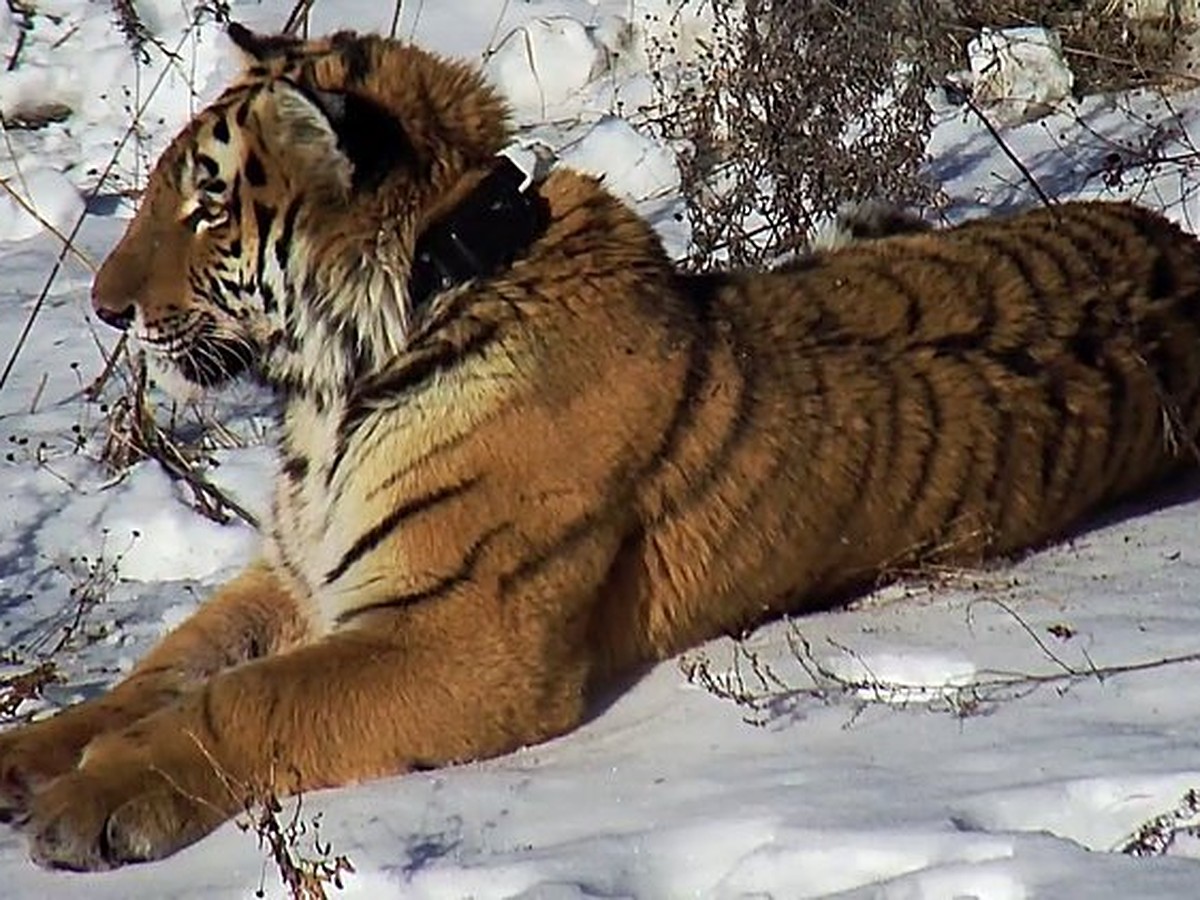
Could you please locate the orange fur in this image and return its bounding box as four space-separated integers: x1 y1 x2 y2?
4 27 1200 870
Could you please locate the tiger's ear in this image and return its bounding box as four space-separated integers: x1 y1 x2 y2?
227 22 301 65
256 82 354 199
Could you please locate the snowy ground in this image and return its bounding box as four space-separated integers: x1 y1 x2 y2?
3 1 1200 898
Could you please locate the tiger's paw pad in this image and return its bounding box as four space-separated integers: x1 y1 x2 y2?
27 773 217 871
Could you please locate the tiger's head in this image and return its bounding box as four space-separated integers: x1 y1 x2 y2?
91 25 511 400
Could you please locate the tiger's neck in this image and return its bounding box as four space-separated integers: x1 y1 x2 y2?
259 232 413 406
255 166 531 405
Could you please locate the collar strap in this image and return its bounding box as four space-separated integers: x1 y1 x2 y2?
408 156 549 312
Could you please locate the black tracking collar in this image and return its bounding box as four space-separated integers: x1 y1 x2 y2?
408 158 549 312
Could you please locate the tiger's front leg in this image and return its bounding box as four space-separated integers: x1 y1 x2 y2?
23 580 597 871
0 562 308 826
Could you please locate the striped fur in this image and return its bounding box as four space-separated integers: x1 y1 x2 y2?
4 26 1200 871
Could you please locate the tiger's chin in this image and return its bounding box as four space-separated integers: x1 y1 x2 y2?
143 339 256 401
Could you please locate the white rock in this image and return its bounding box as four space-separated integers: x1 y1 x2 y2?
485 17 605 120
968 26 1074 125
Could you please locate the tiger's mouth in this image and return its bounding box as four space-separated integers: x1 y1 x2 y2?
139 318 259 392
169 336 257 387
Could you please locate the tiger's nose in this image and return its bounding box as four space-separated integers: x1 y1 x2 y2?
94 301 135 331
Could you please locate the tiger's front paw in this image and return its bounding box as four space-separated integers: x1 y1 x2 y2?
26 751 230 870
0 725 85 827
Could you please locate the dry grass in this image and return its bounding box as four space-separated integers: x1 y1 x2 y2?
644 0 939 267
643 0 1200 269
0 662 61 725
1119 788 1200 856
683 612 1200 727
241 790 356 900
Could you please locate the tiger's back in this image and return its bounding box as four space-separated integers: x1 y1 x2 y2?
629 201 1200 654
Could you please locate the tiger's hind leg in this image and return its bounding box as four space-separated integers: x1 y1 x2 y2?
0 562 309 826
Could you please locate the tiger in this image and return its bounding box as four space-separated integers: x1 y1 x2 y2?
3 23 1200 872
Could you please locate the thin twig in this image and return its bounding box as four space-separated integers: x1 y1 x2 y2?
282 0 317 36
0 16 205 395
0 176 96 270
147 438 260 529
966 595 1083 678
389 0 404 40
3 0 31 71
86 333 128 399
962 94 1055 209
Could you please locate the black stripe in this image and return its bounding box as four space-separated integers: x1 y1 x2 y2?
645 292 757 524
881 360 907 500
498 508 618 599
227 174 242 224
244 150 267 187
1056 212 1126 271
809 290 848 340
811 353 892 577
196 272 237 319
333 33 374 84
333 320 501 478
253 200 275 283
200 684 223 744
857 262 928 341
1053 213 1132 306
990 346 1041 378
637 274 717 484
275 196 303 271
931 356 993 554
890 249 988 344
981 395 1017 537
1095 354 1139 495
892 364 942 530
407 282 496 343
1068 296 1107 369
1041 384 1091 528
1039 375 1072 503
324 477 482 584
969 233 1045 331
1148 249 1177 301
195 153 219 177
1009 229 1084 312
335 524 508 625
364 428 477 504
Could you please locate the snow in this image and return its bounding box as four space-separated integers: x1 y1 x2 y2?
0 165 84 243
557 115 681 204
2 1 1200 898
